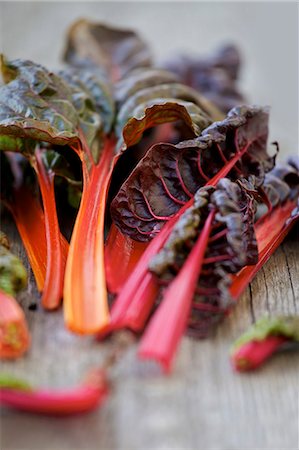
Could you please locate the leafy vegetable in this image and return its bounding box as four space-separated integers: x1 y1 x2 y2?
111 105 274 241
231 316 299 371
105 67 225 293
115 68 180 106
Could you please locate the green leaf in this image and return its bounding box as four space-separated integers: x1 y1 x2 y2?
0 57 80 150
59 67 115 135
0 56 113 157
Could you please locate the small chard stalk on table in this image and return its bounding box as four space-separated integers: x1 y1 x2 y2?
231 316 299 371
0 370 108 415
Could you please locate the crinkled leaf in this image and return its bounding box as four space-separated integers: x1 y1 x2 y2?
0 57 107 157
63 19 152 80
59 67 115 135
111 105 274 241
116 82 222 140
119 101 212 151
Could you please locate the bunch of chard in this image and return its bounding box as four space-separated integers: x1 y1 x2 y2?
0 19 223 333
0 19 298 414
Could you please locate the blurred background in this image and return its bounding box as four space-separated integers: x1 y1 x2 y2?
0 1 298 156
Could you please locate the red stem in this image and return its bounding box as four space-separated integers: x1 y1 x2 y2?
231 336 287 371
137 210 216 372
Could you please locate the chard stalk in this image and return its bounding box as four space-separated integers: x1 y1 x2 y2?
0 370 108 415
138 210 216 372
64 137 116 334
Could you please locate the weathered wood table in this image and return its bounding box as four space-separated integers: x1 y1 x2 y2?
1 217 298 450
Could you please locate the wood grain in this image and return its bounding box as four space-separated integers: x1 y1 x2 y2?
0 217 298 450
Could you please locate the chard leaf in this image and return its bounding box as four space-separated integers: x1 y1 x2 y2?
59 67 115 135
63 19 152 80
116 82 222 140
120 101 212 150
111 105 275 241
0 57 111 157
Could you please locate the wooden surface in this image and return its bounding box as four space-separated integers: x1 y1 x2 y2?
0 217 298 450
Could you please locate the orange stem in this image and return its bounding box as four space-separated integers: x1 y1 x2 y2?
10 188 46 291
64 138 116 334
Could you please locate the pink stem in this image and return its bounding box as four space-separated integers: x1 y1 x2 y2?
0 371 108 416
137 210 216 372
